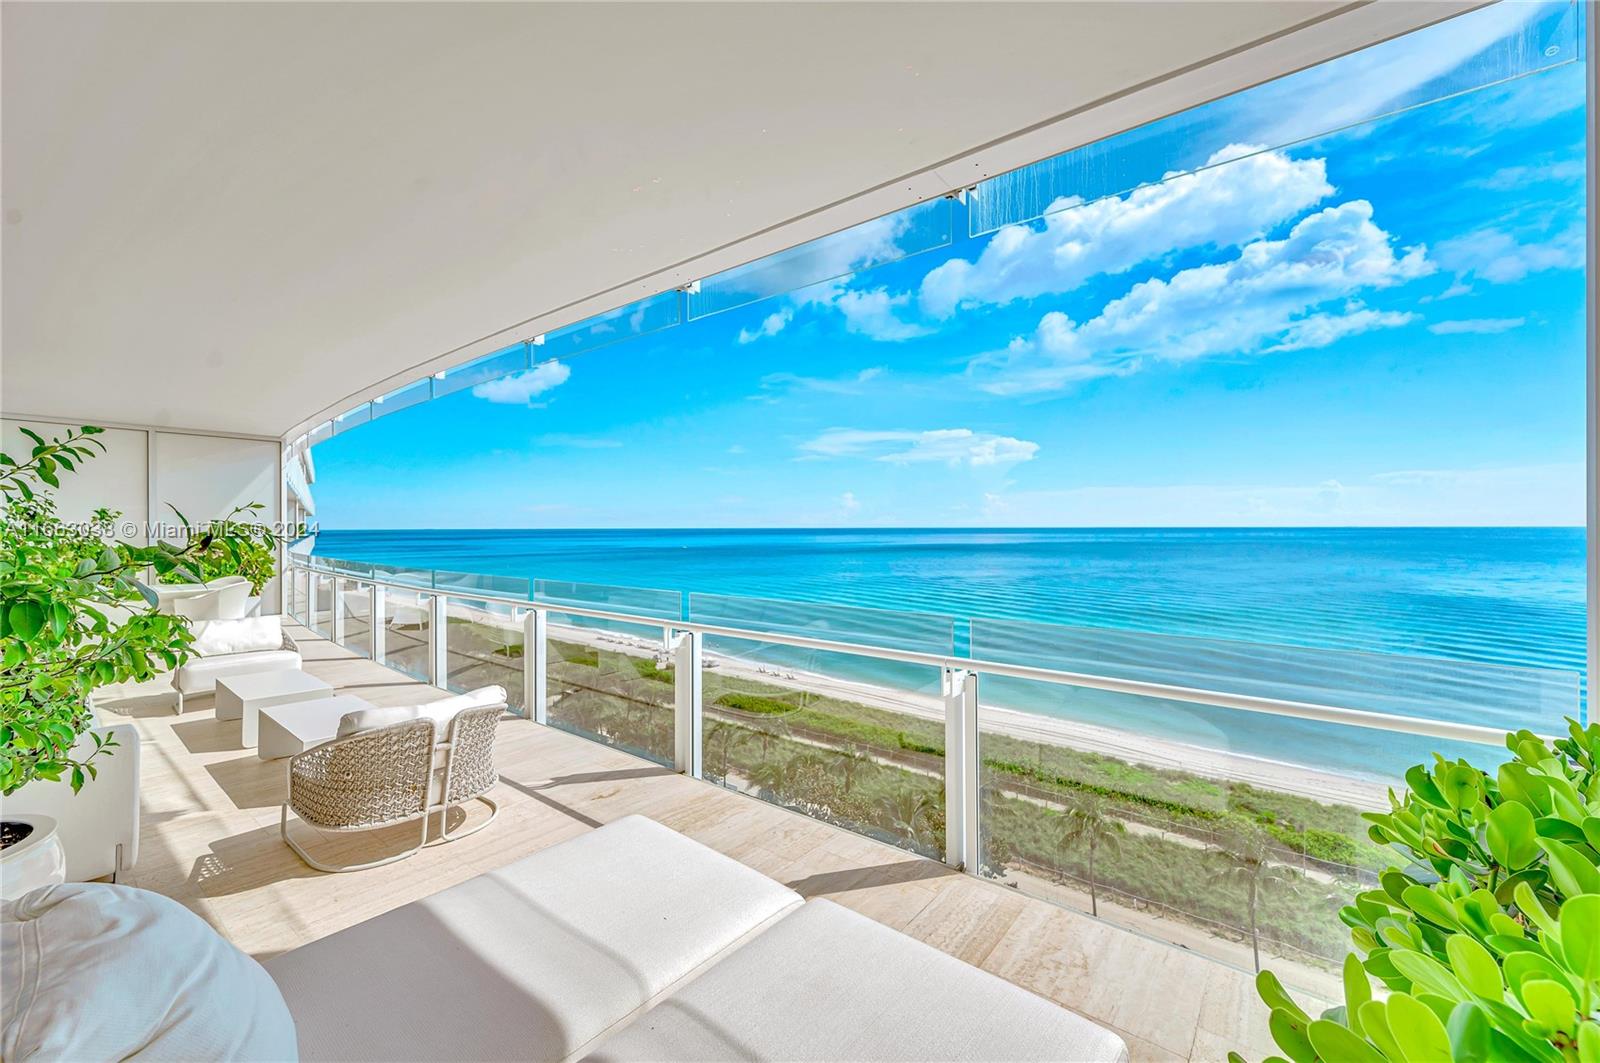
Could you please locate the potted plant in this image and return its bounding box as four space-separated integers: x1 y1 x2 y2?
1 425 277 872
1233 719 1600 1063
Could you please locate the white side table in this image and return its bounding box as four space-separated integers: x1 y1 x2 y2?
217 671 335 748
258 695 374 760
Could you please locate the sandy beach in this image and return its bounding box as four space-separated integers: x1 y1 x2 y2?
440 601 1392 809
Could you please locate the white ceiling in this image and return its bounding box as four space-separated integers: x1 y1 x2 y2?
1 1 1474 439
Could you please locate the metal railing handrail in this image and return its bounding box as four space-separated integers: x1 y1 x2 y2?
288 556 1548 749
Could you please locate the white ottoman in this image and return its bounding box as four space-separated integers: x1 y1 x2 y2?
257 695 372 760
215 671 334 748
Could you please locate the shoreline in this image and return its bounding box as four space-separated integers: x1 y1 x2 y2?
444 602 1392 808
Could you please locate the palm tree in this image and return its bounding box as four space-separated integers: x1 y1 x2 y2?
834 745 870 794
707 721 755 786
1209 826 1301 972
878 790 937 852
748 754 796 802
1053 793 1124 917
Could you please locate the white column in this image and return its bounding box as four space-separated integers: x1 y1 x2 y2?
370 585 385 662
943 669 979 872
673 630 703 778
524 607 548 722
429 593 449 688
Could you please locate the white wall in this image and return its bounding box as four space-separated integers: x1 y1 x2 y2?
1 420 149 543
2 417 283 610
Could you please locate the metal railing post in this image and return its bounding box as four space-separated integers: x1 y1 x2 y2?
943 668 979 872
429 593 449 688
331 578 347 645
370 584 385 662
673 629 703 778
524 607 548 722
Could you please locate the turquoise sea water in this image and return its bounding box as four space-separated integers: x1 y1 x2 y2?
311 527 1588 781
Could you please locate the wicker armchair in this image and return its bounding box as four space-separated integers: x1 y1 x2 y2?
280 702 504 872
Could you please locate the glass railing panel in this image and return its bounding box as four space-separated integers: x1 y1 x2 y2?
968 0 1579 235
545 612 673 766
690 592 956 657
378 588 432 683
539 289 681 359
356 561 434 592
973 675 1519 994
443 595 524 707
311 573 334 638
702 632 945 860
968 617 1582 742
306 420 333 447
432 342 530 399
687 197 953 320
434 569 531 607
534 579 681 621
370 377 432 421
332 403 371 434
284 568 303 624
340 580 372 657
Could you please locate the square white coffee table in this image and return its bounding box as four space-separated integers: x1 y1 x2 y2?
257 695 373 760
216 670 334 748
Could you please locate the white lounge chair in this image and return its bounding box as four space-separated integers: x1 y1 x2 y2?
263 815 1130 1062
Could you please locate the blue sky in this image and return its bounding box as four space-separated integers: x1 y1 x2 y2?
315 2 1588 530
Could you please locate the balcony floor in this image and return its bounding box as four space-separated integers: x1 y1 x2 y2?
98 622 1303 1062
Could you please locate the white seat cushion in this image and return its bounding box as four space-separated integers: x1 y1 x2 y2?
173 647 300 695
585 898 1131 1063
189 615 283 656
264 815 801 1062
1 883 297 1062
335 684 506 738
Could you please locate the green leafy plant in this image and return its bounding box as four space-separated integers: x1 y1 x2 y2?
1233 719 1600 1063
1 425 275 795
153 506 277 594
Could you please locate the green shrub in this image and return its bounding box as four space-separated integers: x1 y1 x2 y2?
1235 719 1600 1063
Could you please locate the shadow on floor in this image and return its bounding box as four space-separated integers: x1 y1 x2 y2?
175 716 244 756
785 857 958 897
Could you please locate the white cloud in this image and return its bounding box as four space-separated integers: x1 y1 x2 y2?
759 366 888 397
839 491 860 515
738 308 792 344
1470 159 1585 191
1427 317 1526 336
919 146 1333 318
1433 225 1583 284
829 286 930 341
1267 309 1418 352
968 199 1429 394
800 428 1039 468
472 359 571 405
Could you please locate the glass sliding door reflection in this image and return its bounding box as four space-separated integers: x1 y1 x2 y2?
701 632 945 861
545 614 674 767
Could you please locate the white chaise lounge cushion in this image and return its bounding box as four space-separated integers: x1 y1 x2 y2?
335 684 507 738
1 883 297 1062
585 898 1132 1063
264 815 801 1063
189 614 283 657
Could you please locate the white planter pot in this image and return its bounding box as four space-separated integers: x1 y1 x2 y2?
1 814 67 900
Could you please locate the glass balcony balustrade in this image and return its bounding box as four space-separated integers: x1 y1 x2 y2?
290 552 1583 992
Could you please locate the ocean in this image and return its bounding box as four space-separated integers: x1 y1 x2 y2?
310 527 1588 782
